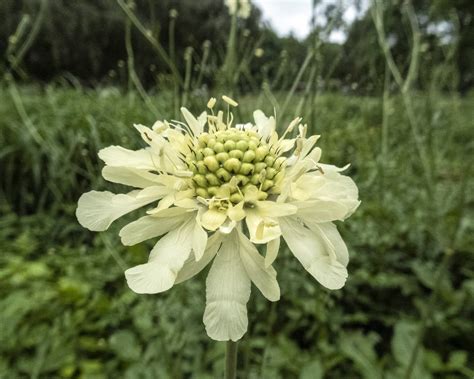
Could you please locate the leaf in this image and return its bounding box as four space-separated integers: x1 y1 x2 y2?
299 359 324 379
339 331 383 379
109 330 141 361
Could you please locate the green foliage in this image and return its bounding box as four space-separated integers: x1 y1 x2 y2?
1 86 473 377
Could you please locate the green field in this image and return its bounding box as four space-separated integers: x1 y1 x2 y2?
1 85 473 378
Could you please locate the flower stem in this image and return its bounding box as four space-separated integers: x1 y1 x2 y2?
225 341 238 379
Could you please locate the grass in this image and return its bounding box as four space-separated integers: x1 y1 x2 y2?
1 84 473 378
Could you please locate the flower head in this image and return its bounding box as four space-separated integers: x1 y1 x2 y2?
76 96 360 341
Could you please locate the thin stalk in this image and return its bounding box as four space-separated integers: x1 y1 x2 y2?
169 10 179 117
124 18 160 117
220 12 238 92
281 49 314 116
181 47 193 107
7 0 48 76
117 0 183 85
225 341 238 379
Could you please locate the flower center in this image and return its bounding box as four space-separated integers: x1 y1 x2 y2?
186 128 286 204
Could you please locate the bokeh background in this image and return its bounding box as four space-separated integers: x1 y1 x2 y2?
1 0 473 378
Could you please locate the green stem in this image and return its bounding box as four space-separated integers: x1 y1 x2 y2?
225 341 238 379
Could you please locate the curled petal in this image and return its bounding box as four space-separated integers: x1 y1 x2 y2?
280 216 348 290
175 232 223 284
98 146 158 170
201 209 227 231
125 219 195 294
76 189 161 232
119 209 190 246
101 166 161 188
237 230 280 301
265 237 280 267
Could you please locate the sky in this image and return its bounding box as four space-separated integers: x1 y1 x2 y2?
252 0 366 43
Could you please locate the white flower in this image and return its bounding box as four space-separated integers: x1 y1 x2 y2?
76 97 360 341
225 0 251 19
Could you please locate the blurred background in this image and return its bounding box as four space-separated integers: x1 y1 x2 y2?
0 0 473 378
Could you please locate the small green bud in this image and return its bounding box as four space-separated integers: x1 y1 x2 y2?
206 173 221 186
254 162 267 173
266 167 277 179
223 158 241 173
216 168 231 182
195 150 204 161
239 162 254 175
250 173 261 185
188 163 197 174
242 150 256 162
224 140 236 151
196 161 208 174
230 133 241 142
235 174 250 186
196 187 209 198
208 186 218 196
250 136 260 145
203 147 215 157
243 184 259 196
207 138 216 148
198 133 209 145
273 171 284 184
274 157 286 169
203 156 219 172
229 149 244 160
254 145 269 162
261 179 274 191
257 191 268 200
213 142 225 153
193 174 208 187
230 193 243 204
264 155 275 167
248 140 258 150
236 140 248 151
216 152 229 163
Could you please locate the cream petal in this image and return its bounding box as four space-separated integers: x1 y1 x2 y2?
76 190 161 232
278 138 296 153
237 231 280 301
134 124 165 151
135 185 170 199
203 232 251 341
119 211 191 246
228 201 246 222
125 220 194 294
98 146 158 170
293 199 349 222
246 211 281 244
147 193 176 214
181 107 204 136
175 232 222 284
280 216 348 290
193 219 208 261
265 237 280 267
299 135 320 159
255 201 297 218
201 209 227 231
219 219 237 234
294 172 360 218
101 166 161 188
304 221 349 266
253 110 275 141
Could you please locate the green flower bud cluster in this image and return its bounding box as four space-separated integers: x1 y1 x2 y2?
187 128 286 203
